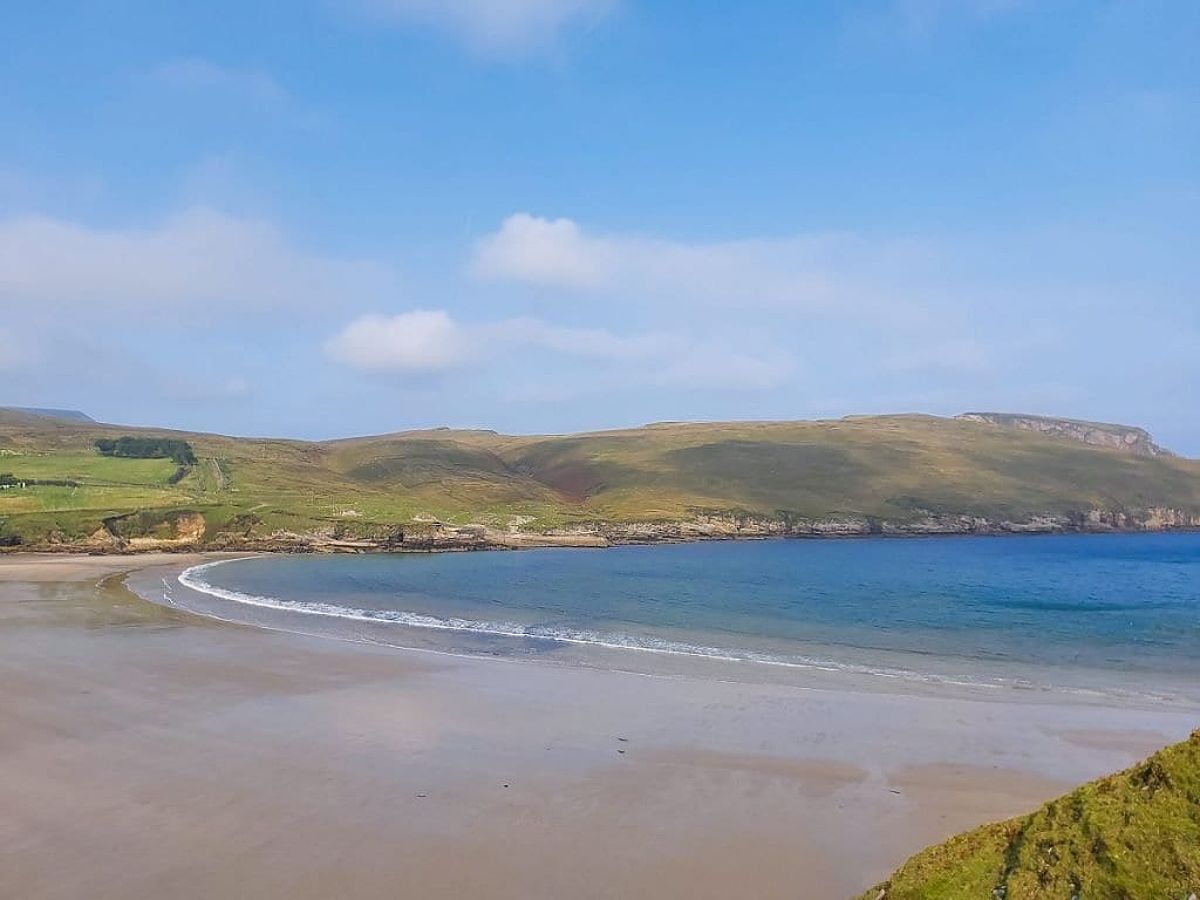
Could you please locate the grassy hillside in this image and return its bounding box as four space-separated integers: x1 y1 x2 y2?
499 418 1200 522
1 410 1199 548
860 730 1200 900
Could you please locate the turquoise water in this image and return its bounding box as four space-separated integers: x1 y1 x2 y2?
177 534 1200 698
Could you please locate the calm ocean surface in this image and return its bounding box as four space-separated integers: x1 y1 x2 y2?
176 534 1200 701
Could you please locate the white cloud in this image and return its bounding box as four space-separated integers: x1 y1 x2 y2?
357 0 614 57
0 208 393 319
474 214 606 288
327 309 793 389
325 310 468 373
473 212 937 315
157 59 288 104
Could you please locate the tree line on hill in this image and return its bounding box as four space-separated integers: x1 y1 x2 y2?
94 437 197 466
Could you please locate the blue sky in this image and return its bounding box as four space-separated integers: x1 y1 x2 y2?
2 1 1197 450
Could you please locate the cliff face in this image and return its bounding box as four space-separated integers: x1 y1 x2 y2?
957 412 1170 457
34 507 1198 555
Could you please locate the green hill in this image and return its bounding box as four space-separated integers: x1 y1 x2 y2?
859 730 1200 900
1 410 1198 550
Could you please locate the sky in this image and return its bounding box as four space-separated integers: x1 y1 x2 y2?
1 1 1197 451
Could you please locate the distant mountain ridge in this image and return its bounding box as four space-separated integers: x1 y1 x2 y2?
1 411 1198 552
0 407 95 423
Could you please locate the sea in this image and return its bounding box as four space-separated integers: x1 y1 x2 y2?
156 533 1200 706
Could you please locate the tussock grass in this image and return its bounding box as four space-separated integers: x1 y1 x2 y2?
861 731 1200 900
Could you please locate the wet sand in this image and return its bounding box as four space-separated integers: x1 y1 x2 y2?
1 553 1195 899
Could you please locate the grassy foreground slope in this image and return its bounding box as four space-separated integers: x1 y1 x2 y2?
2 409 1199 549
859 730 1200 900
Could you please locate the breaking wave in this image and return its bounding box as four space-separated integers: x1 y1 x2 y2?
171 556 1188 705
177 558 965 683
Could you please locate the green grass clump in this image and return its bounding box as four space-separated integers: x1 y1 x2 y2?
861 730 1200 900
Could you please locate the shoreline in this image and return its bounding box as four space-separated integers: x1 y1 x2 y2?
11 545 1200 712
146 548 1200 713
4 518 1200 558
3 552 1197 899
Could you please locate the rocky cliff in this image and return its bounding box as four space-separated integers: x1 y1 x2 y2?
41 506 1200 555
957 412 1170 457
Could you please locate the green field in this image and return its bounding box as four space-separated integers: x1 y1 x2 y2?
1 408 1199 548
0 452 177 485
860 731 1200 899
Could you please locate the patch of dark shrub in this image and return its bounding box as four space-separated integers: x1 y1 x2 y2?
95 437 197 466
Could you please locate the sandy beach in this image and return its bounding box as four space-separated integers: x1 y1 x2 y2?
1 553 1195 899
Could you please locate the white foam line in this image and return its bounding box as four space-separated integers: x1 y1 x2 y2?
146 574 806 690
174 557 1008 690
172 556 1193 707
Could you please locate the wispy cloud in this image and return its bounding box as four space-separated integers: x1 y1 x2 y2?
156 58 289 104
0 165 106 212
881 338 993 376
888 0 1026 36
0 208 394 321
473 212 938 317
841 0 1028 46
326 309 791 389
355 0 615 58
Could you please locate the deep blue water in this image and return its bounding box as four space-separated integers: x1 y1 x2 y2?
183 534 1200 689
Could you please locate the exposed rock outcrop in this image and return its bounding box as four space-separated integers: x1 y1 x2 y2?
958 412 1171 457
9 507 1200 556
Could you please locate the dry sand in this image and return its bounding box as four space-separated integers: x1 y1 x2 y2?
0 551 221 582
0 553 1195 899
